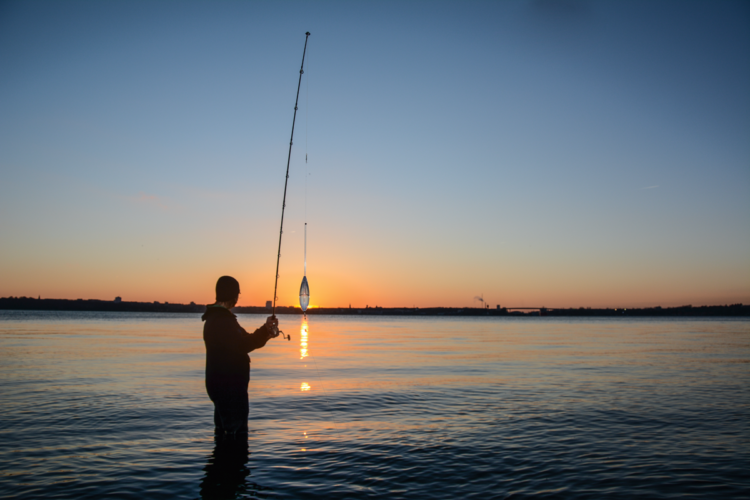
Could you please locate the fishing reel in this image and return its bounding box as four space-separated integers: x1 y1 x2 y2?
276 328 291 341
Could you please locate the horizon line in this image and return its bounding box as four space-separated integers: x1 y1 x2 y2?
0 296 746 311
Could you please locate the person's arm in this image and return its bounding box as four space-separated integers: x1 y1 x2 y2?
239 316 278 353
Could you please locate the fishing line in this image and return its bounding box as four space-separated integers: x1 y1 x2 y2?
271 31 310 340
302 44 309 318
306 40 309 167
305 39 308 266
299 37 311 318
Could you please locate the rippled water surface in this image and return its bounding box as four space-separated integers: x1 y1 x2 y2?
0 311 748 499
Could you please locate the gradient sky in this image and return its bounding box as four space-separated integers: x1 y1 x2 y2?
1 0 748 308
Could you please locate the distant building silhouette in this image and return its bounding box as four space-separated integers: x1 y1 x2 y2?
265 300 272 309
114 297 122 303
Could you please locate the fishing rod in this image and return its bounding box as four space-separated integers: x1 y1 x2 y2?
271 31 310 340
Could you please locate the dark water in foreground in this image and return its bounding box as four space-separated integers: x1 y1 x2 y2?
0 312 748 499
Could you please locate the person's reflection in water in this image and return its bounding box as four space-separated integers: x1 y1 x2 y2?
199 433 265 499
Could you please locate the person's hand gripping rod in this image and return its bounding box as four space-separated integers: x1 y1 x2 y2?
266 315 290 340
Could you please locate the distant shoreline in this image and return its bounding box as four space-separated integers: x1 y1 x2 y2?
1 297 748 317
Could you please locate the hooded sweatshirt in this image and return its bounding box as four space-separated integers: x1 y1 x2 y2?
202 306 271 391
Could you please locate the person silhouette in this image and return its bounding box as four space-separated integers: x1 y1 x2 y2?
202 276 278 435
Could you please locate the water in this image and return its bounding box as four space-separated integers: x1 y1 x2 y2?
0 311 748 499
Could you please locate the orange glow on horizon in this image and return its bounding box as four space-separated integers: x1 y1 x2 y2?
2 239 748 310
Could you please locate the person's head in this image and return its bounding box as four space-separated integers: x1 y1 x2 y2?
215 276 240 309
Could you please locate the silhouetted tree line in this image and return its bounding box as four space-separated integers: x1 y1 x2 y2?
0 297 205 313
1 297 747 316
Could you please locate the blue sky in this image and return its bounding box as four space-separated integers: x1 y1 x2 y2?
1 0 748 307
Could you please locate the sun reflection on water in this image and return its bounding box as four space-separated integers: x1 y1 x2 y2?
300 317 309 360
300 317 311 392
